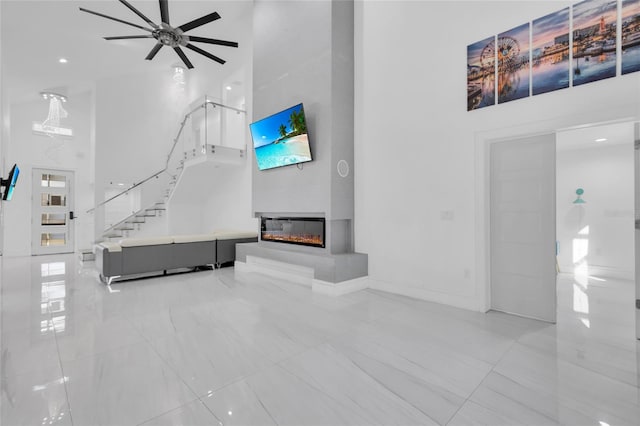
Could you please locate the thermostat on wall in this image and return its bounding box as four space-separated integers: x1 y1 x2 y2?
337 160 349 177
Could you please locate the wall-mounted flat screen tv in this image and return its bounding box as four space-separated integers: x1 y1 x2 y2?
1 163 19 201
249 103 312 171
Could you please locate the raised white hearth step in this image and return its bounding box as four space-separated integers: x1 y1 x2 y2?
235 242 368 296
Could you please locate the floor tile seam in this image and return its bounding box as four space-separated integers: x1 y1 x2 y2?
195 368 268 401
486 370 640 425
124 317 206 404
525 330 640 353
493 341 640 392
122 307 294 400
443 338 519 426
329 335 477 408
194 396 225 426
278 341 458 423
508 339 640 391
337 321 502 371
133 396 210 426
513 365 640 417
555 311 637 328
128 313 286 412
56 337 157 369
373 309 527 344
328 345 444 425
467 370 569 424
269 341 329 369
515 335 640 368
243 379 280 426
266 362 374 426
49 304 75 426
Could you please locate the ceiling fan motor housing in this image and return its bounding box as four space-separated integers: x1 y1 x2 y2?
155 25 185 47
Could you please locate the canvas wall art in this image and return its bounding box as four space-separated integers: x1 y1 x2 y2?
498 23 530 104
622 0 640 74
532 8 570 95
467 36 496 111
572 0 618 86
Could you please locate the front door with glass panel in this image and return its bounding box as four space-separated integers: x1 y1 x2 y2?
32 169 74 255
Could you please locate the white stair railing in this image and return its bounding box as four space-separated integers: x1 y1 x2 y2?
87 95 246 241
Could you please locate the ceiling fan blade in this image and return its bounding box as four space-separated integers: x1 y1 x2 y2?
118 0 159 29
145 43 163 60
104 35 154 40
187 36 238 48
174 47 194 69
177 12 221 33
79 7 153 32
159 0 170 24
185 43 225 65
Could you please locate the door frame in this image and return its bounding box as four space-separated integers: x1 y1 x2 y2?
31 167 75 255
475 115 637 313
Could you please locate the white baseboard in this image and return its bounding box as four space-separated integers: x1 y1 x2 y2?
368 278 486 312
312 276 370 296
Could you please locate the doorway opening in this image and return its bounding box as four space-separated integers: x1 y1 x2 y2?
488 121 636 332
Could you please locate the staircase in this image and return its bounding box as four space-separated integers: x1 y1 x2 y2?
102 202 167 240
87 96 247 244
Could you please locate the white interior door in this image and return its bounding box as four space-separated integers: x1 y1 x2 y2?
490 134 557 322
32 169 75 255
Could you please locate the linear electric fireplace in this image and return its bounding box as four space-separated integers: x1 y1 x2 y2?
261 217 325 248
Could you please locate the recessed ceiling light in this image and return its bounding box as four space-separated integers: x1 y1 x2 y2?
225 86 232 90
595 138 607 142
58 58 68 64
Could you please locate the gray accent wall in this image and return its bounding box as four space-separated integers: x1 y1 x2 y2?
252 0 355 254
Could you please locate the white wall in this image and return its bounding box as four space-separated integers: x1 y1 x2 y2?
166 16 255 236
556 130 635 279
94 70 192 187
0 0 6 254
3 91 94 256
354 1 640 311
167 159 257 235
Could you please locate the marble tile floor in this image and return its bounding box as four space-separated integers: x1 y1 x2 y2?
1 253 639 425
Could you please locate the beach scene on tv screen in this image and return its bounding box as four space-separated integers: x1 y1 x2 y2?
251 104 312 170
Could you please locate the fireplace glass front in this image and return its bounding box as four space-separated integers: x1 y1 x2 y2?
260 217 325 248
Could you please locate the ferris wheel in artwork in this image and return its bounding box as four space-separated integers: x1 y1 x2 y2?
497 36 521 68
479 36 521 70
480 39 495 70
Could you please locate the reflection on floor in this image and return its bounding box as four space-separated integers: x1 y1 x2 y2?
1 254 639 425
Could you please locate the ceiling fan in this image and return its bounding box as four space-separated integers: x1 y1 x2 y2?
79 0 238 69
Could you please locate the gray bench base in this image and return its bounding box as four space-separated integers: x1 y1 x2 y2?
96 236 257 284
99 265 213 285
